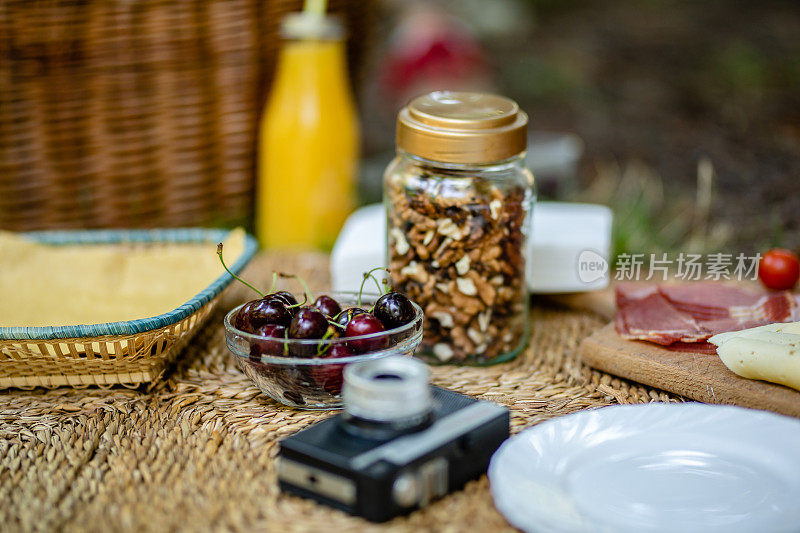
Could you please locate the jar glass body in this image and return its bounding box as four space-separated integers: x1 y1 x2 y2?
384 151 535 365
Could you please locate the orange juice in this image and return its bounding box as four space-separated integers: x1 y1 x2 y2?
256 14 359 250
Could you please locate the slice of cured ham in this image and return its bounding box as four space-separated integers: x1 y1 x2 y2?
615 286 705 345
615 282 799 348
659 283 763 320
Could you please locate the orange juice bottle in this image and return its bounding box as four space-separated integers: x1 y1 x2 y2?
256 8 359 250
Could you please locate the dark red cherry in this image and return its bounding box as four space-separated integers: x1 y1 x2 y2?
265 292 298 316
345 314 388 354
373 292 415 330
234 301 257 332
271 290 298 307
313 295 342 318
289 308 329 339
334 307 367 330
289 308 329 357
249 324 287 360
327 343 353 358
248 298 292 329
309 344 352 394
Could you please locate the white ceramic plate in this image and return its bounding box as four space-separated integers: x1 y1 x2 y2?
489 403 800 533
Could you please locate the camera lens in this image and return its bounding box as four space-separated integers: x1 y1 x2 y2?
342 355 432 431
373 373 403 381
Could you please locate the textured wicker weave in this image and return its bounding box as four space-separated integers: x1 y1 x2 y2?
0 0 375 231
0 253 681 531
0 302 214 390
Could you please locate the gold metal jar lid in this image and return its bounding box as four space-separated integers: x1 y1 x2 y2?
396 91 528 164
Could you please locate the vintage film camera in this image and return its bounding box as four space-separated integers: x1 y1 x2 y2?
277 356 509 522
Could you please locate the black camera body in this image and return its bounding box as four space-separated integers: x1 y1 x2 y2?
277 385 509 522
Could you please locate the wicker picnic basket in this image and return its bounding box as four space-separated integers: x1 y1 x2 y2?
0 229 258 389
0 0 375 232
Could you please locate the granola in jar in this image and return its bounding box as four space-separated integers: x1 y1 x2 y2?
384 92 534 364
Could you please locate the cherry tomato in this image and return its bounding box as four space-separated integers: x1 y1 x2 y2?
759 248 800 290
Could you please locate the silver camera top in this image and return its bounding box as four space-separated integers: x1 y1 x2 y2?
342 355 432 423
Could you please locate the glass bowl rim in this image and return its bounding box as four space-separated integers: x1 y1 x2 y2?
224 291 424 366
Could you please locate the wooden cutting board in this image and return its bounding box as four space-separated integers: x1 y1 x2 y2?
580 324 800 418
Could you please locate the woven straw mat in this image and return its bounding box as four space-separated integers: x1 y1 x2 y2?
0 253 681 532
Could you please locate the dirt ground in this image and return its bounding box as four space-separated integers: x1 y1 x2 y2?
493 0 800 252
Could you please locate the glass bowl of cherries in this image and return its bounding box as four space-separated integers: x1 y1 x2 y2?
219 254 423 409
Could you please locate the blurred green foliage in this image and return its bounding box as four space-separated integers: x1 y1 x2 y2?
576 159 733 260
714 41 769 97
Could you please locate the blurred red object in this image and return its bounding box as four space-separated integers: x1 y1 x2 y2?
379 5 493 108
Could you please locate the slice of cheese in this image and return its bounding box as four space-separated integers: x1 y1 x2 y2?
709 321 800 347
711 322 800 392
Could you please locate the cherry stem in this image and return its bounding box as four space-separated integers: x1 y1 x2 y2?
217 243 265 298
366 273 386 312
267 273 278 294
358 274 368 307
368 273 384 295
317 326 336 356
279 272 313 303
286 294 308 309
358 267 387 307
382 268 393 292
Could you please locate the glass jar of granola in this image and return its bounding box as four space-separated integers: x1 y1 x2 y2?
384 91 534 365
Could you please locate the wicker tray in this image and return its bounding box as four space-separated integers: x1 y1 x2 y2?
0 228 257 389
